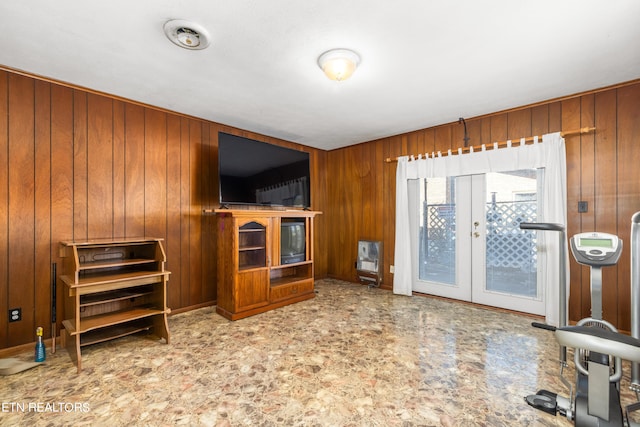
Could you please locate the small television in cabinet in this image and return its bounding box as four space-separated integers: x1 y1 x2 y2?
218 132 311 208
280 220 306 264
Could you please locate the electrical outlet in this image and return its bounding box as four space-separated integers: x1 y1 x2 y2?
578 201 588 213
8 308 21 322
390 265 395 274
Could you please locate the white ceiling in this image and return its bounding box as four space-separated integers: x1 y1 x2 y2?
1 1 639 150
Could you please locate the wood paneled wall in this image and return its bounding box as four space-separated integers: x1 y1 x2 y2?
0 69 327 349
326 81 640 330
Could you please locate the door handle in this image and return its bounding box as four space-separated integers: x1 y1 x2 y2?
472 221 480 238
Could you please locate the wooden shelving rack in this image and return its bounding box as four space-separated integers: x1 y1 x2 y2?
59 237 171 373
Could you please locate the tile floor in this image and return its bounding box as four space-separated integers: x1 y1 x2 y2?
2 279 637 426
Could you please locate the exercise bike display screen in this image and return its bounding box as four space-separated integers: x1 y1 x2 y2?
579 237 613 248
570 232 622 267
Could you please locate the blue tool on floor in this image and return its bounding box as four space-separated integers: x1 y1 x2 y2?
35 326 46 362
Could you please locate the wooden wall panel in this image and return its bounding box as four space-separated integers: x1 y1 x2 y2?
358 144 373 247
112 100 126 238
326 146 343 277
87 93 113 239
124 104 145 237
490 113 508 142
73 91 88 241
434 126 452 153
50 84 74 346
480 117 492 145
179 116 191 309
188 120 203 306
0 71 8 347
144 108 167 239
451 120 466 148
507 109 531 141
407 131 422 157
617 84 640 330
335 146 354 280
549 102 562 132
381 139 393 288
465 119 482 147
578 95 597 322
201 124 215 303
340 146 359 281
593 91 618 323
531 105 549 136
34 81 52 337
310 149 328 279
165 115 183 310
7 74 35 347
562 97 583 322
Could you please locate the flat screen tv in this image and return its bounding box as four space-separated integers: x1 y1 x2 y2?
218 132 311 208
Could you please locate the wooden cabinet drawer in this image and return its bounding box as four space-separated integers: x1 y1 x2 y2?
270 279 314 302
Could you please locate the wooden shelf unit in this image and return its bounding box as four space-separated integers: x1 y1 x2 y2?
59 237 171 373
214 209 320 320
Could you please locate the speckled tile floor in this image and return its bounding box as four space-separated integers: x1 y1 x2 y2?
3 279 638 426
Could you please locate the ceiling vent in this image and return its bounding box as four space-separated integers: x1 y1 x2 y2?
163 19 211 50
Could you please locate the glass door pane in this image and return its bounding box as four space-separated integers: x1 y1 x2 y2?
484 170 538 297
413 176 471 301
418 177 456 285
471 170 544 315
238 221 267 270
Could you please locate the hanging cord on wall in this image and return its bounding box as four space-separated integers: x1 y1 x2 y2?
458 117 470 147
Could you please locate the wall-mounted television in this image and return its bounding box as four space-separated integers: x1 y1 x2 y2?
218 132 311 208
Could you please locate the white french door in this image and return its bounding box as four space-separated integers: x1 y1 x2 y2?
411 170 545 315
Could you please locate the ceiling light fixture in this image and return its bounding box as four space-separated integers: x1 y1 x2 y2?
163 19 211 50
317 48 361 81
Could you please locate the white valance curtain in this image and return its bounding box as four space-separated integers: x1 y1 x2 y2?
393 132 568 326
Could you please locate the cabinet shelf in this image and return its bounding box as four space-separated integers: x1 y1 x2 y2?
239 246 266 252
80 321 152 347
270 275 311 287
63 318 154 347
62 270 168 288
79 287 152 307
270 260 312 270
63 306 166 335
78 258 157 271
270 262 312 286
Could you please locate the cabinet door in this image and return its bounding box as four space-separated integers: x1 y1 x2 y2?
234 218 270 311
235 269 270 311
237 219 269 270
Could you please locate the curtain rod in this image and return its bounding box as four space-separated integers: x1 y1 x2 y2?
384 127 596 163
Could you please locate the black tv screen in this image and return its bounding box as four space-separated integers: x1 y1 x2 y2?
281 221 306 264
218 132 311 208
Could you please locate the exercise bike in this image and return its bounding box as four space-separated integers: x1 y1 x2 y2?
522 213 640 426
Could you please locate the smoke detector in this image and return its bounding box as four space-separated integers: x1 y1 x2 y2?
163 19 211 50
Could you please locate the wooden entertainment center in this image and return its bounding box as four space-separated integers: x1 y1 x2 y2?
214 209 320 320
